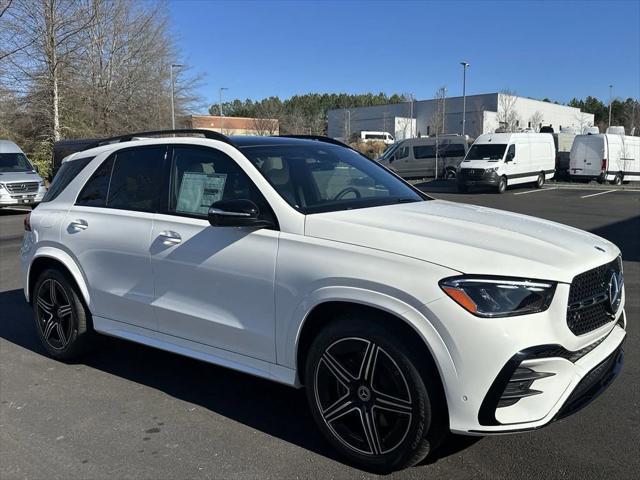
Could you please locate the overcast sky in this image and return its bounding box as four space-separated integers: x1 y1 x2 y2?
170 0 640 106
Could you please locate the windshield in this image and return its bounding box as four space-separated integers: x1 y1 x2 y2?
464 144 507 161
378 142 400 161
0 153 34 172
241 143 426 214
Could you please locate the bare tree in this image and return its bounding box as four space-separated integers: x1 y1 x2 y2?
575 111 593 134
496 89 520 132
529 111 544 132
428 87 447 136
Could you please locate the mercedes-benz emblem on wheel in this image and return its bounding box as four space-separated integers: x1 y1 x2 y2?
606 270 623 314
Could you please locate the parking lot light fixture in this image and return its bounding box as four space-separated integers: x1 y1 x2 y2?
608 84 613 128
461 62 470 136
219 87 229 132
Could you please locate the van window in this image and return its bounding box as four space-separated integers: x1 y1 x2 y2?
443 144 466 158
396 146 409 159
0 152 33 172
413 145 436 159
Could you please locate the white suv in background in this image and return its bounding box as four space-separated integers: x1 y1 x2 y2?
20 130 626 472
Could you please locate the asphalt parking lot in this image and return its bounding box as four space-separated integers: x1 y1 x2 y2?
1 185 639 480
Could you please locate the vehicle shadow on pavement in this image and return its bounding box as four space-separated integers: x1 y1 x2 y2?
0 288 477 473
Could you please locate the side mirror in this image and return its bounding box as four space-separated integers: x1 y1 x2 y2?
208 199 271 228
33 164 39 173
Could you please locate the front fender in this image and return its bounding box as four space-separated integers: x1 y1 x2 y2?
282 286 458 393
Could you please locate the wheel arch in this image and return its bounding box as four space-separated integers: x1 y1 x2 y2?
293 297 454 417
27 248 90 307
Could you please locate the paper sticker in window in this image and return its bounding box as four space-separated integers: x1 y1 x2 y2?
176 172 227 215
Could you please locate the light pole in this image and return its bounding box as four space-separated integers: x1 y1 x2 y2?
460 62 469 136
442 87 447 135
608 84 613 128
219 87 228 132
170 64 183 129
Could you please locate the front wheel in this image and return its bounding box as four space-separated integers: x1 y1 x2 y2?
305 317 445 472
497 176 507 194
445 169 456 180
535 172 545 188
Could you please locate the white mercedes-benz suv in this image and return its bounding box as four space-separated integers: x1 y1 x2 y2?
20 130 626 472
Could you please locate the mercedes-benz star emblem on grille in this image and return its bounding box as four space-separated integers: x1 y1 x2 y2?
606 270 623 314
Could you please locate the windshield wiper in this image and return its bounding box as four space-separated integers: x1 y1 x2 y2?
395 197 420 204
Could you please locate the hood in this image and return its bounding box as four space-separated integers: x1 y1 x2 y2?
459 160 500 169
304 200 619 283
0 171 42 183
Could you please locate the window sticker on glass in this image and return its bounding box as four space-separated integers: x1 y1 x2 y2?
176 172 227 215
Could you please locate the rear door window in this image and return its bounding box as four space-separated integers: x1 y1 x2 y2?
76 147 166 211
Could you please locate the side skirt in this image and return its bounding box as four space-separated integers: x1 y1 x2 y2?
93 316 299 387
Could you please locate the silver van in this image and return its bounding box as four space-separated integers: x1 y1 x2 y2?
378 135 470 179
0 140 47 208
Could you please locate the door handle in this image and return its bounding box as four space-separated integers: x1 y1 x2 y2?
158 230 182 245
69 219 88 231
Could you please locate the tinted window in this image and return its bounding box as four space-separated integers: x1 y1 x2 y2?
76 156 114 206
242 143 426 214
443 144 466 158
42 156 93 202
396 146 409 159
107 147 165 212
413 145 436 159
170 146 275 224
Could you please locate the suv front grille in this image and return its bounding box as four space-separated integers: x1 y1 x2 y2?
4 182 39 195
567 257 622 335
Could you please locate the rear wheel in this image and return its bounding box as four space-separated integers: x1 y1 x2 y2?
497 176 507 194
535 172 545 188
33 269 93 360
611 173 623 186
305 317 446 472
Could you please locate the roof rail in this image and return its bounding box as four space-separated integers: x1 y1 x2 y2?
276 135 352 149
88 129 236 149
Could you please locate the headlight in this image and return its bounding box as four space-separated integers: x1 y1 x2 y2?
0 183 5 191
439 276 556 317
485 167 498 173
39 181 45 187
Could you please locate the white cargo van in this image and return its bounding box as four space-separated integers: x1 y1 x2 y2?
378 135 470 179
569 130 640 185
359 131 395 145
457 133 556 193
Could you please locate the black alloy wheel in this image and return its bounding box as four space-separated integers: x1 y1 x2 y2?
33 269 93 359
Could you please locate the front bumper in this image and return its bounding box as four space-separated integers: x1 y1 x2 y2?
457 169 500 187
418 284 627 435
0 191 45 207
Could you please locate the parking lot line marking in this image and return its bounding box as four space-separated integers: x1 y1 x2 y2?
514 188 558 195
581 190 617 199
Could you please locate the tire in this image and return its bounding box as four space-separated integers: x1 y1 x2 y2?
535 172 545 188
445 169 456 180
457 184 468 193
32 268 94 360
611 173 623 186
497 176 507 194
305 316 446 472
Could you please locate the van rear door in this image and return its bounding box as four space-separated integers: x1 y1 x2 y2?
573 136 605 177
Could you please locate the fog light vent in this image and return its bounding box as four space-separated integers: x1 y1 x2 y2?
497 367 555 408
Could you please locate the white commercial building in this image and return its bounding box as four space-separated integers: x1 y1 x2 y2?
327 93 595 140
